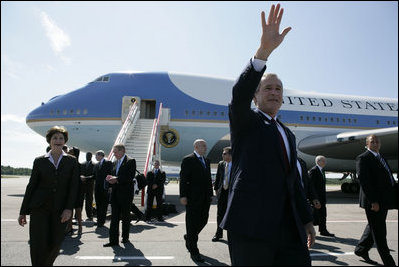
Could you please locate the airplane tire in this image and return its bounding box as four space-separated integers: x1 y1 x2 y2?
341 182 349 193
350 183 360 194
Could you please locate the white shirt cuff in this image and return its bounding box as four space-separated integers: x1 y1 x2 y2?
251 57 267 72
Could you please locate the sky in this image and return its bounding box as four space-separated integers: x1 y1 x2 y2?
1 1 398 168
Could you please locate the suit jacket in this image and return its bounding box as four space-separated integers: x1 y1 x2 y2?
214 161 229 198
220 60 312 243
297 158 319 202
146 169 166 192
179 153 213 206
94 159 113 191
357 150 397 210
20 154 80 215
308 165 326 204
110 155 136 203
80 161 95 180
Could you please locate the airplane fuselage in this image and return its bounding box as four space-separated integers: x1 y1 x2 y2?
26 72 398 172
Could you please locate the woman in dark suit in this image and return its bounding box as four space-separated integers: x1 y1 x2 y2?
18 126 80 266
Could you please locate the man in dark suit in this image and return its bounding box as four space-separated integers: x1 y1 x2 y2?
220 4 315 265
80 152 95 220
93 150 113 228
103 144 136 247
297 158 321 226
144 159 166 221
354 134 397 266
180 139 213 263
308 155 334 237
212 146 232 242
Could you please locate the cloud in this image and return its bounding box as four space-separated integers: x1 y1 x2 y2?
39 11 71 63
1 114 26 124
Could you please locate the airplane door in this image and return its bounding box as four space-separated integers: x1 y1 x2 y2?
140 100 156 119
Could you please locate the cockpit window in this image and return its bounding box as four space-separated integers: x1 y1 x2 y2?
93 76 110 82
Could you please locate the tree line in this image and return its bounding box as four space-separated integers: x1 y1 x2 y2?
1 165 32 176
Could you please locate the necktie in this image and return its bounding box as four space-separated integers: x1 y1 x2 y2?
199 157 206 168
116 159 121 174
270 119 290 173
223 162 229 190
376 154 395 186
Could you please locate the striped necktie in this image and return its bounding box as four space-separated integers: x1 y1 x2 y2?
199 157 206 168
376 154 394 186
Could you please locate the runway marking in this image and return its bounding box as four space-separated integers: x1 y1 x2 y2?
75 256 174 260
310 252 355 257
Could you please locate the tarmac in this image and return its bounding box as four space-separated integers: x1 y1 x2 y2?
1 176 398 266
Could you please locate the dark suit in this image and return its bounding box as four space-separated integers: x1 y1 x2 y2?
145 169 166 220
80 160 95 218
355 150 397 266
297 158 319 203
19 154 79 266
213 160 230 238
180 153 213 255
93 159 112 226
308 165 328 232
109 155 136 244
220 60 312 265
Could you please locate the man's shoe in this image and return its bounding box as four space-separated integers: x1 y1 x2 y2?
157 217 164 222
190 253 205 263
212 235 222 242
121 238 129 243
354 250 378 264
320 231 335 237
135 216 143 224
103 242 118 247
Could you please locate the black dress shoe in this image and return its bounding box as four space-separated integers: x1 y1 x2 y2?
355 250 378 264
212 235 222 242
190 253 204 262
121 238 129 243
103 242 118 247
320 231 335 237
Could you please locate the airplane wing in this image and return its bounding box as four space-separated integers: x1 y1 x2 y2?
298 127 398 160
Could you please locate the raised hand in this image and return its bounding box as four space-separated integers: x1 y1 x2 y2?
255 3 292 60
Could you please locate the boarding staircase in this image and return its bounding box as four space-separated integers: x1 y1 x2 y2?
107 97 164 206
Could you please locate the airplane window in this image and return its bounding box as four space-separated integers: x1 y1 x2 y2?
50 110 54 115
336 118 339 122
348 118 351 123
318 117 322 121
200 111 203 116
192 111 196 115
56 110 60 115
342 118 345 123
63 110 67 115
312 117 316 121
214 111 217 116
300 116 303 120
324 118 328 122
393 121 396 125
185 110 188 116
354 119 357 123
103 76 109 82
221 112 225 116
207 111 211 116
83 109 88 115
76 109 81 115
376 120 379 124
306 116 310 121
387 121 390 125
70 109 74 114
330 117 334 122
95 77 102 82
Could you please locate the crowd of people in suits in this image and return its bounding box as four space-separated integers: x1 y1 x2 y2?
17 3 397 266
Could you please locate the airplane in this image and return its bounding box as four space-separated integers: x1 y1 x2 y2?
26 71 398 192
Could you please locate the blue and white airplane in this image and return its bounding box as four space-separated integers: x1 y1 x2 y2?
26 71 398 176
